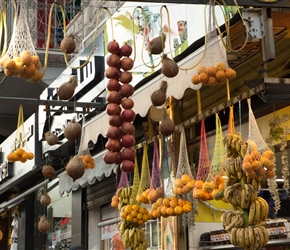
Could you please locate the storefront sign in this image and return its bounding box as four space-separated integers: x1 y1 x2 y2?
101 223 118 240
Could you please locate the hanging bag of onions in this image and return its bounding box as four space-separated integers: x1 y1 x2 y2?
190 0 236 87
0 0 44 82
111 170 129 209
147 139 164 204
7 104 34 163
136 144 151 204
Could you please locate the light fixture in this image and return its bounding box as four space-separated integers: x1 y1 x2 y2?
276 178 285 182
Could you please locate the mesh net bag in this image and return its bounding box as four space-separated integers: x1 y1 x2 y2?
7 104 34 163
136 144 151 204
129 158 140 205
77 118 95 169
175 126 198 227
174 125 195 196
161 136 174 198
190 0 236 87
148 139 164 204
196 120 211 181
0 0 42 81
211 113 225 177
242 99 280 215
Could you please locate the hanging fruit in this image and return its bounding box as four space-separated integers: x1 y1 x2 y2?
40 193 51 207
151 80 168 107
161 55 179 78
66 155 85 181
64 118 82 141
42 165 56 179
38 215 51 233
60 34 76 54
57 77 78 100
104 40 136 169
45 131 59 146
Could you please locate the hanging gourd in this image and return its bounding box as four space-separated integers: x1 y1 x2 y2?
0 0 44 82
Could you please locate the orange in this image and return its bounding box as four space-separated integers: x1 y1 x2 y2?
181 174 191 184
183 204 192 213
163 198 170 207
120 211 127 219
142 214 149 222
124 205 132 214
174 179 184 188
131 210 138 218
186 179 195 189
132 204 139 211
126 214 133 222
137 213 143 220
166 207 175 216
178 198 185 206
174 205 183 215
195 180 204 189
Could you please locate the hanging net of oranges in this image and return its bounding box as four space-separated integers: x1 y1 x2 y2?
7 104 34 163
0 0 43 81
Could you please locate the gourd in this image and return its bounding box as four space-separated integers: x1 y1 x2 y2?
38 215 51 233
64 118 82 141
45 131 59 146
57 77 78 100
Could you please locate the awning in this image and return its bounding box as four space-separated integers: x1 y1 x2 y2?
58 150 117 196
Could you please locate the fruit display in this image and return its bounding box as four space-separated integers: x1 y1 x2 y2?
104 40 136 173
7 147 34 163
0 51 43 81
191 62 236 86
113 186 148 249
148 196 192 219
192 175 225 201
221 133 273 249
173 173 195 195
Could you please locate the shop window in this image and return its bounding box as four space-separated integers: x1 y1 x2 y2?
145 219 161 249
40 179 72 250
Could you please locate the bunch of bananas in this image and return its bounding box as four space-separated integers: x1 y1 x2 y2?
248 197 269 225
223 132 244 157
222 133 270 249
221 211 245 231
229 225 269 250
118 220 148 250
114 186 132 210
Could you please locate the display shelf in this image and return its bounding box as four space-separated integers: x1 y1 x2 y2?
198 238 290 249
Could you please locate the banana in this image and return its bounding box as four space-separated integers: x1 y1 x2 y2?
253 226 262 250
234 158 243 179
229 227 238 246
240 188 247 209
254 199 261 225
260 225 270 246
248 226 254 248
117 187 123 198
221 211 232 229
238 227 245 249
251 177 260 190
257 226 265 248
257 197 268 222
244 226 250 249
243 184 252 208
225 213 241 231
248 201 256 225
248 183 258 204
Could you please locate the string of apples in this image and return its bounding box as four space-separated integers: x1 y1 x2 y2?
103 40 136 173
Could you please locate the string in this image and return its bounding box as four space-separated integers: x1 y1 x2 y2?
196 89 202 116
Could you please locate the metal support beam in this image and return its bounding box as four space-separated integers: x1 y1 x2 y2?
0 97 105 109
109 0 290 8
182 83 266 127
